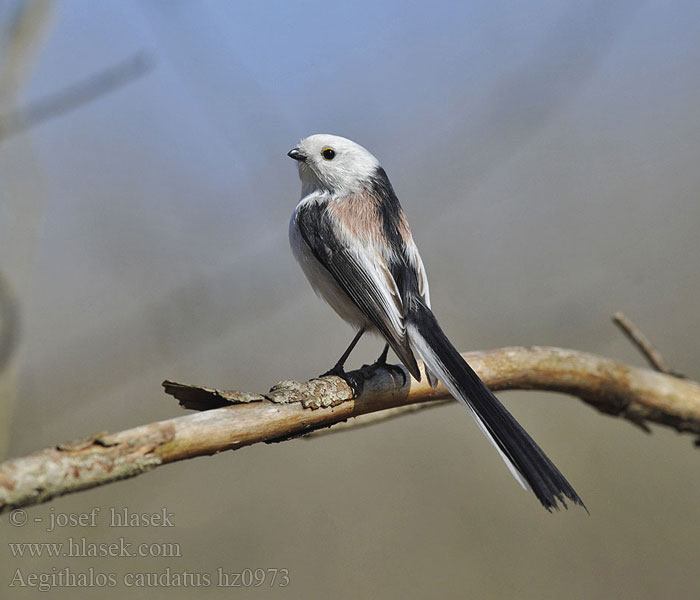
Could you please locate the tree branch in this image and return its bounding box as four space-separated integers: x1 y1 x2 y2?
1 346 699 512
311 311 692 439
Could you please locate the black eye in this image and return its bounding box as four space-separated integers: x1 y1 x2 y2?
321 147 335 160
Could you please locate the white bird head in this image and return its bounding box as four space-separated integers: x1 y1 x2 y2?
288 134 380 195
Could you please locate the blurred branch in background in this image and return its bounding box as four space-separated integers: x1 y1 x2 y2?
0 0 55 458
0 272 19 373
0 51 153 141
1 343 699 513
0 0 154 458
0 0 54 103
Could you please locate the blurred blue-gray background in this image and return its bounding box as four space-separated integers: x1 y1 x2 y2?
1 0 699 598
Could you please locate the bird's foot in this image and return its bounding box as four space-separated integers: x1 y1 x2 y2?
318 365 365 398
319 364 344 379
358 359 407 387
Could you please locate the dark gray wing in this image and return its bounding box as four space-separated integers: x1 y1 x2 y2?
296 201 421 380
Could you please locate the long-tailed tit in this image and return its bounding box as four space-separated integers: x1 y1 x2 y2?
288 134 584 511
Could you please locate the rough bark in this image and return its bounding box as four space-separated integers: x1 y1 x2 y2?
1 346 699 513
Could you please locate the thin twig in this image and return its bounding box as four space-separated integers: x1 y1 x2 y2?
612 311 683 377
2 346 700 512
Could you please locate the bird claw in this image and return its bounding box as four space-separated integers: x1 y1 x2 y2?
358 360 407 387
319 363 347 378
318 366 365 397
318 357 406 399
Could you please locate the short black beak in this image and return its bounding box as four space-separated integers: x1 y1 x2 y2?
287 148 306 162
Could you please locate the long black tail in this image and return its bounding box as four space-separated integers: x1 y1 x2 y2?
407 300 585 511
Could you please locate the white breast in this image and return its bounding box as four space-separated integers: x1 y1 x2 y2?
289 200 370 330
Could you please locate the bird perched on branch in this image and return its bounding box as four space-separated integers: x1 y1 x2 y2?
288 134 584 511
